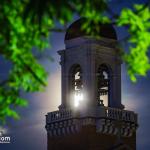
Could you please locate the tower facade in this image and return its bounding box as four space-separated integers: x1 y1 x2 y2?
45 18 138 150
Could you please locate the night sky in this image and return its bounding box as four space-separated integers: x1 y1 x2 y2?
0 0 150 150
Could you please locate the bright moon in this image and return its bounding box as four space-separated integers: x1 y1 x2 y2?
74 93 83 107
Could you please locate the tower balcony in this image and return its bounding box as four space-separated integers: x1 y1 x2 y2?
45 106 138 137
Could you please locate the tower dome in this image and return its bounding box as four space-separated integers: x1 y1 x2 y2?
65 18 117 41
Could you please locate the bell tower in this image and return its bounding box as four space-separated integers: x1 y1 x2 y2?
46 18 138 150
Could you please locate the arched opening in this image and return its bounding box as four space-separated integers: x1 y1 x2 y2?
69 65 83 108
97 64 111 107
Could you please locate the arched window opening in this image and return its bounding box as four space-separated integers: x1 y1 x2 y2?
70 65 83 107
97 65 110 106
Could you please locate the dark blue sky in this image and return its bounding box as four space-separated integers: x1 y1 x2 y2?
0 0 150 150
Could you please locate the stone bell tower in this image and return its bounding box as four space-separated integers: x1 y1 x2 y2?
45 18 138 150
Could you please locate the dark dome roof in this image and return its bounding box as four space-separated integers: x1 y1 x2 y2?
65 18 117 40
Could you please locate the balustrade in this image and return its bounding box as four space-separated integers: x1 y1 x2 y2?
105 107 137 123
46 109 72 123
46 107 137 124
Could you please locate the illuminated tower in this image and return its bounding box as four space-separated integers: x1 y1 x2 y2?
45 18 138 150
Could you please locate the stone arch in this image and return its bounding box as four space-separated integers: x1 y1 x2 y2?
96 63 113 107
68 64 83 107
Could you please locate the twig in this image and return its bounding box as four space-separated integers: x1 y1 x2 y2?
0 80 8 87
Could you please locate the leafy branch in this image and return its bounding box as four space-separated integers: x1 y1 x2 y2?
0 0 150 124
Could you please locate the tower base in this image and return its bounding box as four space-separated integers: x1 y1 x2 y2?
47 125 136 150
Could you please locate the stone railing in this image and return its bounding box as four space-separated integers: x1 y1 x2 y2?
105 107 137 123
46 109 72 123
46 106 137 124
46 106 138 137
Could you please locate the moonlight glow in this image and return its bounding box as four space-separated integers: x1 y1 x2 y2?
74 93 83 107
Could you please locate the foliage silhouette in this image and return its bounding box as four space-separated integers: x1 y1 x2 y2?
0 0 150 123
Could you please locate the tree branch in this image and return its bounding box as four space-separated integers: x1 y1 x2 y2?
0 80 8 87
18 56 46 86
